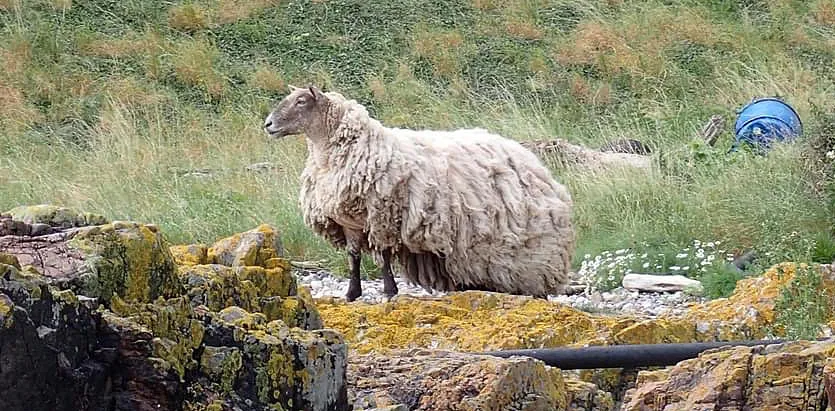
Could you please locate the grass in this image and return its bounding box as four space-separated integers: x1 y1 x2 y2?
770 263 834 340
1 0 834 291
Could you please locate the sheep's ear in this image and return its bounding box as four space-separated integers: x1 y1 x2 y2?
308 85 324 101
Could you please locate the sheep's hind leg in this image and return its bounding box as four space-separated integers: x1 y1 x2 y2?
345 248 362 302
381 248 398 298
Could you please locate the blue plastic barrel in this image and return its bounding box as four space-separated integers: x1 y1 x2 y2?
732 97 802 152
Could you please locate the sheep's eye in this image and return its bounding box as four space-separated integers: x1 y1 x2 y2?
296 98 307 106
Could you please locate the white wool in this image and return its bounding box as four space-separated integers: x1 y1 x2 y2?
299 95 575 297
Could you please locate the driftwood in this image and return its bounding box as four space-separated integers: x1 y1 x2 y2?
519 138 652 172
700 115 725 147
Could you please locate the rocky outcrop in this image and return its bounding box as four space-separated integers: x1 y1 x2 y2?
1 206 182 304
0 205 348 411
348 348 613 411
621 339 834 410
316 262 835 354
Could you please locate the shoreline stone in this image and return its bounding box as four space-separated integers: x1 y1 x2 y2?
0 205 348 411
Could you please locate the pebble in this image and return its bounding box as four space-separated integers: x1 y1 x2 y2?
294 268 706 317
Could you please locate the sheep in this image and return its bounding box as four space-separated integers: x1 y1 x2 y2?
263 85 575 302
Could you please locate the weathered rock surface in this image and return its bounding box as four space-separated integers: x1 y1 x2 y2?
348 348 613 411
316 262 835 354
622 273 703 293
1 206 182 304
621 339 835 410
206 223 285 266
0 205 347 411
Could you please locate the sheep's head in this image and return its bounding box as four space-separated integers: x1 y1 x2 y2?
263 85 327 138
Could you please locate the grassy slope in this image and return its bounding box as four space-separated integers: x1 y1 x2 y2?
0 0 834 285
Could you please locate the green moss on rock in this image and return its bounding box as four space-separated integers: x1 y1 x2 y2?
6 204 107 227
0 292 14 329
205 306 349 410
178 264 319 329
200 346 243 394
67 222 182 304
1 264 46 299
0 253 20 269
111 295 205 379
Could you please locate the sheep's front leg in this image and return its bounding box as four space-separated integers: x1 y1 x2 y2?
345 231 363 302
381 248 398 298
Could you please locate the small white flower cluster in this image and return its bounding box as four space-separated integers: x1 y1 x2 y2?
577 239 735 292
576 248 638 291
826 150 835 160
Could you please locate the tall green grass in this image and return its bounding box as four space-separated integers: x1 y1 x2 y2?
1 0 834 279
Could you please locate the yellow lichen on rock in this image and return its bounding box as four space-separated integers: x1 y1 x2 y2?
170 244 209 266
316 263 835 355
111 295 205 379
68 221 182 304
621 339 835 410
614 317 696 344
207 224 284 267
687 262 835 340
317 291 623 354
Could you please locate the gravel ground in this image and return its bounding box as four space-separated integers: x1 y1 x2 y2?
294 266 706 318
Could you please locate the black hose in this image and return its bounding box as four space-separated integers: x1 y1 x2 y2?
475 339 791 369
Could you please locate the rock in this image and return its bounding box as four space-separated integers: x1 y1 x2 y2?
170 244 209 266
687 262 835 341
622 273 704 293
0 206 349 411
0 252 20 269
1 217 183 305
208 224 285 267
2 221 182 304
564 378 616 411
6 204 107 228
621 339 835 410
178 263 322 330
245 161 279 172
348 348 578 411
195 306 349 411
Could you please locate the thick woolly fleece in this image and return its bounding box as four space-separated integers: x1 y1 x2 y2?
298 92 575 297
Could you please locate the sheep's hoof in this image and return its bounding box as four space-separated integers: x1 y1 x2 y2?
345 287 362 302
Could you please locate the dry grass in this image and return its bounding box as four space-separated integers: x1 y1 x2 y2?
0 0 20 11
101 78 169 107
216 0 280 25
555 8 721 78
168 3 211 32
813 0 835 26
78 37 147 58
412 28 472 78
0 39 31 84
171 38 227 100
504 17 544 40
471 0 499 11
0 85 43 132
248 64 286 92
